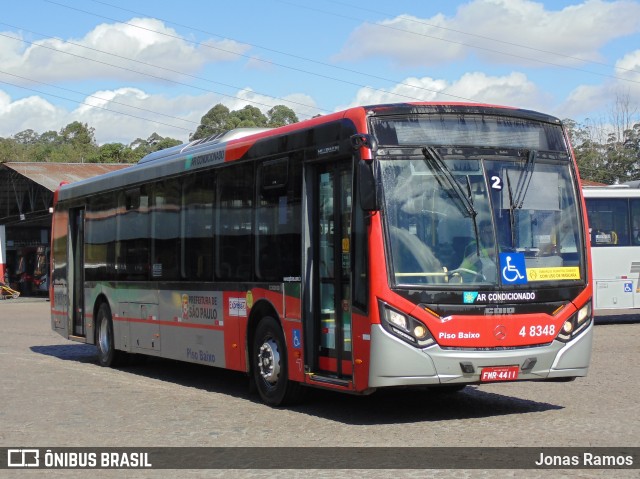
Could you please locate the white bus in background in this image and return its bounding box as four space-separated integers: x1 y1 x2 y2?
583 184 640 311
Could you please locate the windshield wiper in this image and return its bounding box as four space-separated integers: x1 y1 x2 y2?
422 147 480 254
503 150 537 249
512 149 537 209
422 147 477 218
505 173 517 247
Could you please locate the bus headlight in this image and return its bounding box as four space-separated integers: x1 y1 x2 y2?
557 302 592 342
379 301 435 348
576 303 591 325
387 308 408 330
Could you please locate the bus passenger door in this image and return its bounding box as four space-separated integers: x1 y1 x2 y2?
310 162 353 378
68 207 85 337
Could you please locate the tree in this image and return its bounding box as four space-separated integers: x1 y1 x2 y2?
228 105 267 129
39 130 61 145
191 104 232 140
567 92 640 184
0 137 20 163
13 129 39 145
190 103 299 140
153 137 181 151
129 133 181 159
267 105 298 127
59 121 96 147
606 91 640 182
565 118 611 184
88 143 128 163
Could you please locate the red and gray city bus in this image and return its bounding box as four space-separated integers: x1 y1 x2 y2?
50 102 593 406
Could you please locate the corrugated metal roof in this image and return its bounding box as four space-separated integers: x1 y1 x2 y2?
581 179 609 187
2 162 131 191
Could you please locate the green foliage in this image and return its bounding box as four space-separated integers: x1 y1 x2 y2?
191 103 299 140
0 124 181 164
566 118 640 184
0 104 298 163
190 104 232 140
60 121 96 147
267 105 298 127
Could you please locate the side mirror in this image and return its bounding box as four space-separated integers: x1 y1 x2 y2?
350 134 378 159
350 133 379 211
358 159 379 211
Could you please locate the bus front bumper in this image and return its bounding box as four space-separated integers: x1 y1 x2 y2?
367 322 593 388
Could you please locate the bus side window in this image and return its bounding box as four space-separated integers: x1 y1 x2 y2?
151 179 181 280
115 188 150 280
216 164 254 281
86 192 117 281
182 174 214 281
256 158 302 282
587 198 629 246
632 199 640 245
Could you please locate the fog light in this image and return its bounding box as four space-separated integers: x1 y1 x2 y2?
563 321 573 334
521 357 537 371
460 362 475 374
414 325 428 339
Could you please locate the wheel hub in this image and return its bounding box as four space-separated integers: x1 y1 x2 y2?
98 317 110 354
257 339 281 385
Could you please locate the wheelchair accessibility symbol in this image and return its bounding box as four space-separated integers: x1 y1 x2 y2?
292 329 302 349
499 253 528 285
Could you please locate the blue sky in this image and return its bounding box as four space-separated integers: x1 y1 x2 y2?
1 0 639 144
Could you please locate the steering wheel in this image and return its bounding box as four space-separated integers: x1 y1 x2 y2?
448 267 486 283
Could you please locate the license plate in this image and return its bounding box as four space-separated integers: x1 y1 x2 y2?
480 365 519 382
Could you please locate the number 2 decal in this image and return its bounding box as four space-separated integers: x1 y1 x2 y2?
491 175 502 190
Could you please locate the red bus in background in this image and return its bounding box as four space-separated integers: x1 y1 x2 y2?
51 103 593 406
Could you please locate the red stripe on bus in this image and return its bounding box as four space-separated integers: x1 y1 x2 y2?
113 316 224 330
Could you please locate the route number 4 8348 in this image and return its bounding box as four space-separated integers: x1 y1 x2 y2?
519 324 556 338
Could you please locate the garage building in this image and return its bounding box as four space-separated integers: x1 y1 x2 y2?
0 162 129 295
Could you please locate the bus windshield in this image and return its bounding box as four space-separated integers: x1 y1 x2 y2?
377 146 584 288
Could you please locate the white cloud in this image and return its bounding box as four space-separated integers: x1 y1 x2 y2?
0 86 204 144
0 93 63 136
0 86 321 145
337 76 446 108
70 90 212 144
337 0 640 68
0 18 251 84
615 49 640 83
558 49 640 120
446 71 545 107
559 84 610 119
336 14 464 67
340 71 545 111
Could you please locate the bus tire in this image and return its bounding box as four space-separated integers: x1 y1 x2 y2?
252 316 304 407
95 302 125 367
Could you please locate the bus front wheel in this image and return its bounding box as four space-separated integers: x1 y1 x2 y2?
95 302 125 367
252 316 304 407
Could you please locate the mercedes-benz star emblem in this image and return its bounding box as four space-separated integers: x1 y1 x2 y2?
494 325 507 340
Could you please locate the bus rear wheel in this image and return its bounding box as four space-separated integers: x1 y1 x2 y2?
252 316 304 407
95 302 125 367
